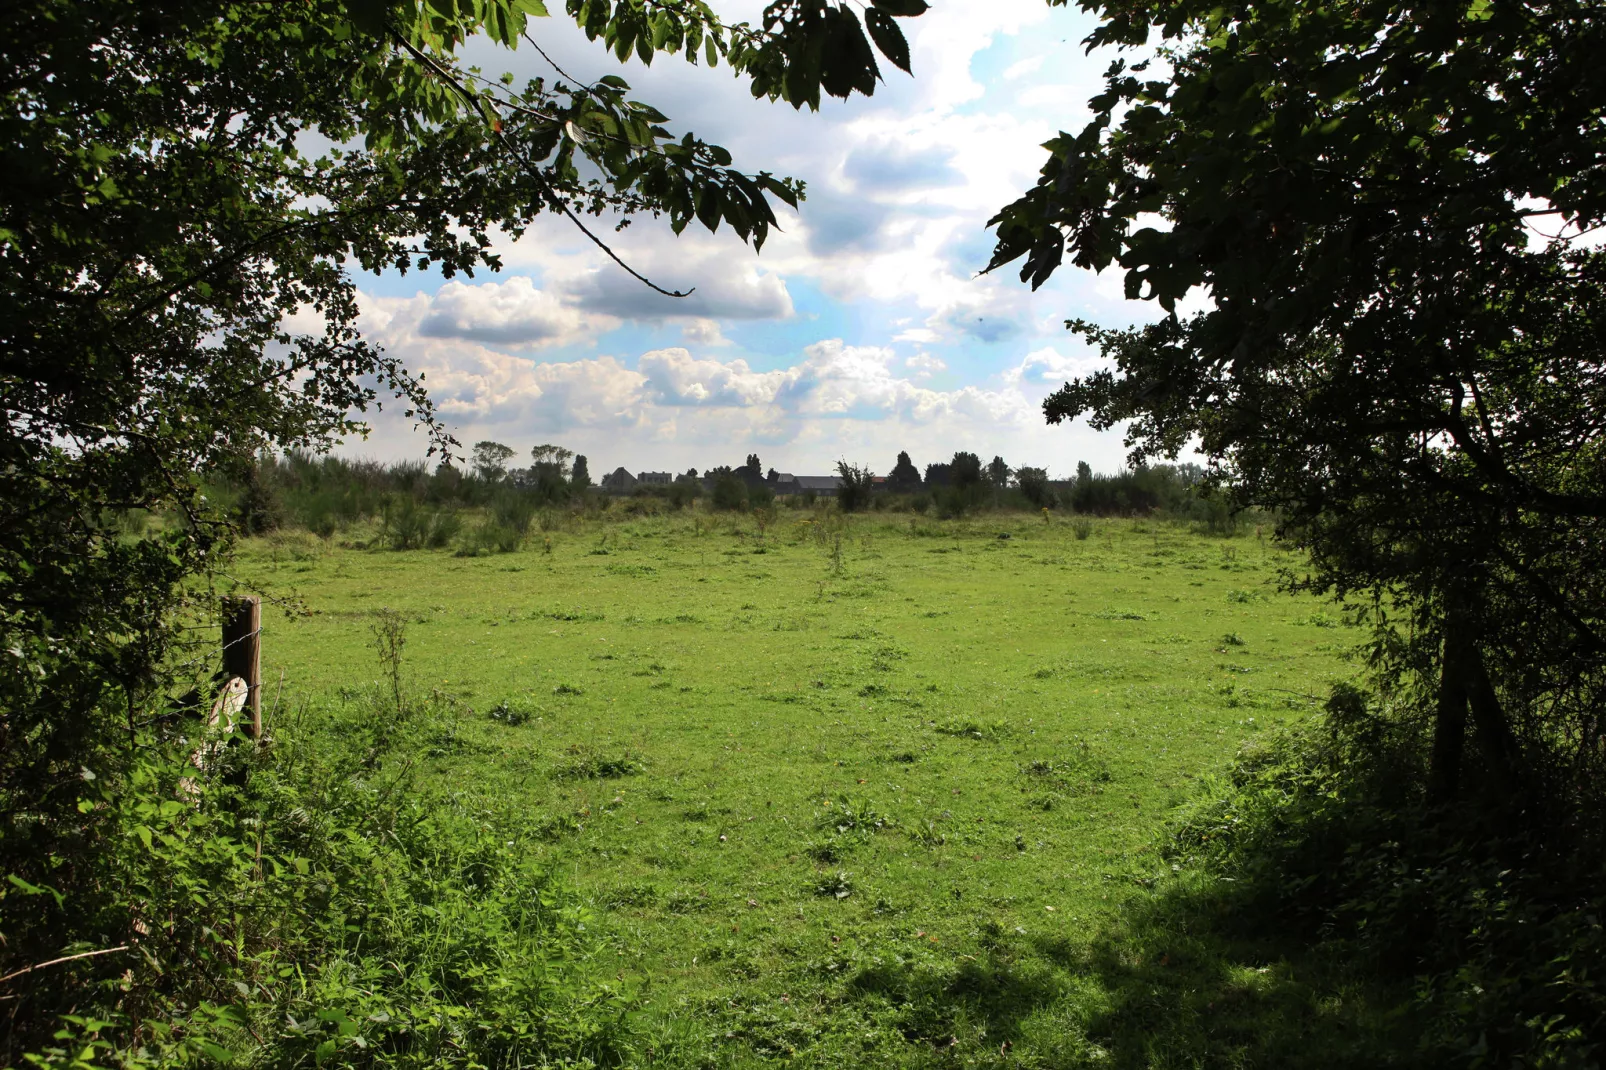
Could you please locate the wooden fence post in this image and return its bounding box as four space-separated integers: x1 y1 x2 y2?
221 596 262 740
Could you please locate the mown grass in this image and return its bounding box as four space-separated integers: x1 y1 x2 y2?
236 512 1383 1066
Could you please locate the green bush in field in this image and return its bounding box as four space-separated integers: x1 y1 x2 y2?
379 498 461 551
492 491 537 540
1016 466 1053 508
836 461 875 513
710 473 748 512
460 520 522 555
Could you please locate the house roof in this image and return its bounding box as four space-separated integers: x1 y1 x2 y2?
794 475 843 490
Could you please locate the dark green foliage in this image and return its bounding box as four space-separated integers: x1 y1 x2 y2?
994 0 1606 811
0 697 627 1067
571 454 591 491
379 497 461 551
931 452 987 517
233 463 284 536
710 471 748 511
836 460 875 512
1064 464 1203 517
471 441 517 482
1151 689 1606 1069
949 452 983 489
887 450 922 493
1016 466 1052 508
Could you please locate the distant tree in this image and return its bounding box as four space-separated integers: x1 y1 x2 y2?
766 467 779 483
472 441 516 482
987 455 1012 487
951 452 984 488
1016 467 1052 508
888 451 922 492
1076 461 1093 484
711 469 747 511
836 461 875 512
678 468 700 484
571 455 591 491
529 444 574 481
234 462 284 535
924 463 953 487
737 453 765 487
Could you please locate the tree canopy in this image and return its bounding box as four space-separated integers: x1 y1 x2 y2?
888 450 922 492
988 0 1606 804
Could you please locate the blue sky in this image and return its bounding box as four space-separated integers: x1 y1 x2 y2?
343 0 1161 478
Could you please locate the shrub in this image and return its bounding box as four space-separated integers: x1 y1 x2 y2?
379 497 460 550
492 491 537 541
234 464 284 535
836 461 875 512
460 519 521 555
1016 466 1054 508
710 473 748 511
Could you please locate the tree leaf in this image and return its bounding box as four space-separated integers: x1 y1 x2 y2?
870 0 928 16
864 9 910 73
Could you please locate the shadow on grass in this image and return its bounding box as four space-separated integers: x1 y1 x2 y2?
835 877 1424 1069
847 934 1065 1051
1065 872 1424 1069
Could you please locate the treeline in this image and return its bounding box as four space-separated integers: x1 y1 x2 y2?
223 447 1242 543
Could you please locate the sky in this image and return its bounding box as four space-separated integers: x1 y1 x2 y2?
344 0 1160 479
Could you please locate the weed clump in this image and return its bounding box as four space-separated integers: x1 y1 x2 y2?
556 746 646 780
487 699 538 726
933 718 1010 741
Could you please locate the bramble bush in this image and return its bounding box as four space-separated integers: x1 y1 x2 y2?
4 693 628 1068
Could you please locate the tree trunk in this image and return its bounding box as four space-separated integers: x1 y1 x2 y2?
1466 649 1522 798
1428 626 1470 805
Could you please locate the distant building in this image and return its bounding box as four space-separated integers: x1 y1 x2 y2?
638 471 672 485
794 475 843 497
769 472 799 494
601 467 637 492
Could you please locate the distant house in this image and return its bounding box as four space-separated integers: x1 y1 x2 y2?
769 472 799 494
601 467 637 492
638 471 672 485
794 475 843 497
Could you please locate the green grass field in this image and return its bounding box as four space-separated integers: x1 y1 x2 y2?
237 511 1365 1067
